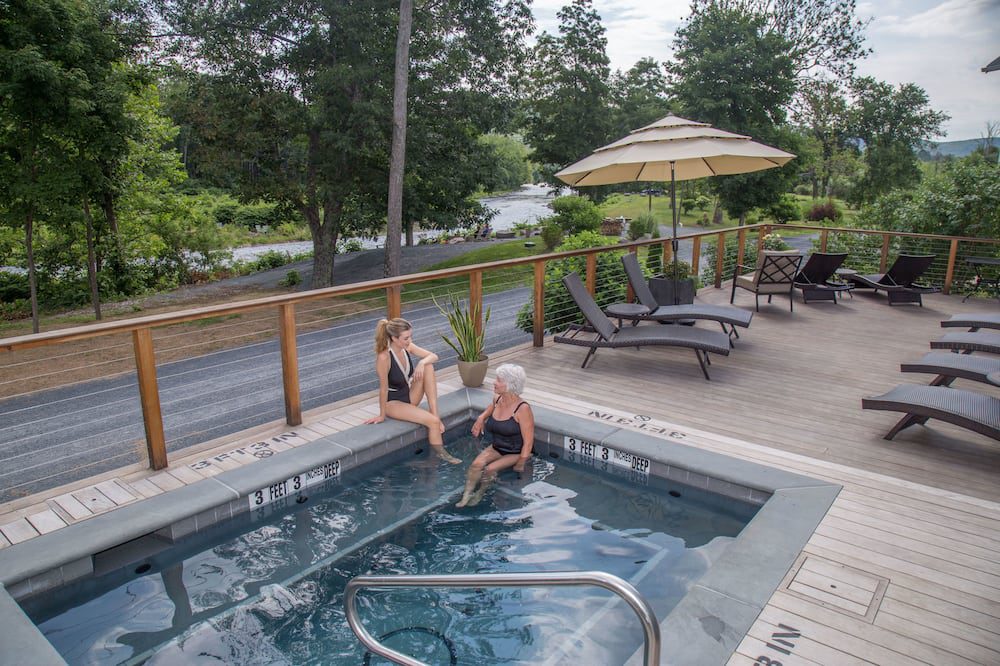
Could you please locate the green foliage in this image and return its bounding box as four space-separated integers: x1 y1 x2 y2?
549 196 602 234
609 57 671 137
478 134 533 193
762 233 792 251
695 195 712 211
766 194 802 223
434 294 491 362
660 259 694 281
627 213 655 240
645 227 663 275
805 200 842 222
540 222 564 251
337 238 365 254
279 270 302 287
516 231 626 334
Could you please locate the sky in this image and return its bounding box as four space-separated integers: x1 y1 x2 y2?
531 0 1000 141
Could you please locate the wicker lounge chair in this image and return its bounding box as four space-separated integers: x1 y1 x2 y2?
901 352 1000 386
941 313 1000 331
930 331 1000 355
793 252 853 303
553 272 731 380
846 254 941 306
730 250 803 312
862 385 1000 441
617 253 752 342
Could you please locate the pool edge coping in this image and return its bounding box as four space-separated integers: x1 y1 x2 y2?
0 388 840 666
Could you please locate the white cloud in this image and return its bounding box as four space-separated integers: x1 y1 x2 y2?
873 0 997 38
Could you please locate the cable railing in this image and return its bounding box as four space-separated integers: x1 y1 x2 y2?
0 222 997 488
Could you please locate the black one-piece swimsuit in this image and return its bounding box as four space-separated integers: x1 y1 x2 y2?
486 399 527 455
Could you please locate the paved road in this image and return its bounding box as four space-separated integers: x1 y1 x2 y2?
0 287 532 502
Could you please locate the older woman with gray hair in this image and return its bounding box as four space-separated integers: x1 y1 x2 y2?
456 363 534 507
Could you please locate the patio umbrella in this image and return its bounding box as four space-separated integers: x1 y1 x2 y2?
554 115 795 302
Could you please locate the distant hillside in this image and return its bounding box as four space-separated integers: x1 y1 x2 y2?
918 138 988 160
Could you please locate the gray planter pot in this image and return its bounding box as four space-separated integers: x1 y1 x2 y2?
457 355 489 387
649 277 695 306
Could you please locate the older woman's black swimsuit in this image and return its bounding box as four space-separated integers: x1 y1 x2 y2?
486 399 527 455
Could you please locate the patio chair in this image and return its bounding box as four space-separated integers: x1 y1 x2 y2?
616 253 752 343
553 272 731 380
941 313 1000 332
729 250 803 312
862 384 1000 441
901 352 1000 386
930 331 1000 355
792 252 853 303
846 254 941 306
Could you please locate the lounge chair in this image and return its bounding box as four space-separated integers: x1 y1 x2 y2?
730 250 803 312
901 352 1000 386
617 253 752 342
846 254 941 306
553 272 731 380
862 385 1000 441
792 252 853 303
930 331 1000 355
941 313 1000 332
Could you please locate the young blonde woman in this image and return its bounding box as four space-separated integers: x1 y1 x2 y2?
364 318 461 464
457 363 534 507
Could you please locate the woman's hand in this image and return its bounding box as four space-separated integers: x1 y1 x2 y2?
412 359 425 384
365 415 385 425
471 416 485 437
513 457 528 473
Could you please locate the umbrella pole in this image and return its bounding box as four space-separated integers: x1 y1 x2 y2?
670 161 679 305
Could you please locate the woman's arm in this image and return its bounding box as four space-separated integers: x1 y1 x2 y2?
471 400 496 437
513 405 535 472
365 352 391 424
407 342 439 383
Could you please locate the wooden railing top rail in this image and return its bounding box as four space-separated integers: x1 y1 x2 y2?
3 223 996 353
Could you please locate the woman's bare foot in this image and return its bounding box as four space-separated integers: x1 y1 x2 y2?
432 446 461 464
456 493 473 508
465 486 488 507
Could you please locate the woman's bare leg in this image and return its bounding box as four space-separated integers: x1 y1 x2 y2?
457 448 502 507
466 454 520 506
386 400 459 464
410 363 443 433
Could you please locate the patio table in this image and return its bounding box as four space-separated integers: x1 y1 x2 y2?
962 256 1000 302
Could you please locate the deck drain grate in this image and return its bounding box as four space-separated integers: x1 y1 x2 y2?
783 554 889 623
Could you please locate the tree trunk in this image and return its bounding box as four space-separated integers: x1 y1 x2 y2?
738 211 747 226
405 220 413 247
712 202 723 226
82 198 102 320
25 206 40 334
383 0 413 278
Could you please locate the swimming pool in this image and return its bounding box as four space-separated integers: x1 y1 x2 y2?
0 389 840 665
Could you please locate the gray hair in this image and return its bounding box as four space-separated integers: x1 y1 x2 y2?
495 363 526 395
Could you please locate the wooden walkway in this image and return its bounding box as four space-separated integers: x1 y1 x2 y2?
1 289 998 664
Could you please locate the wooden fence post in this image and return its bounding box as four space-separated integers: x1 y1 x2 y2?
278 304 302 426
626 247 638 303
879 235 890 273
714 232 726 288
736 228 747 272
533 260 545 347
469 270 483 334
585 253 597 295
690 237 701 279
820 230 829 253
132 328 167 470
944 239 959 295
387 285 402 319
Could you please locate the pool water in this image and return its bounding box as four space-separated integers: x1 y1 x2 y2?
25 434 759 665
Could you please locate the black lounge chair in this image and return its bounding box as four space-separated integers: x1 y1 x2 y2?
793 252 853 303
553 272 731 380
930 331 1000 355
846 254 941 306
730 250 803 312
941 313 1000 332
862 385 1000 441
901 352 1000 386
617 253 752 342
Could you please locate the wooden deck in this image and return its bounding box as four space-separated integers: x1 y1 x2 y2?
1 289 998 664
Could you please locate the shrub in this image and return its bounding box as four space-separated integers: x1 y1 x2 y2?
540 221 563 251
762 233 792 251
549 195 601 234
252 250 293 271
0 298 30 320
766 194 801 224
695 195 712 212
660 259 693 280
805 200 842 223
627 213 655 241
337 238 364 254
680 198 697 214
0 272 29 302
515 231 626 334
279 270 302 287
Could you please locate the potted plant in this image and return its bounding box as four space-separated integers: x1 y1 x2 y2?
434 294 491 387
649 259 697 306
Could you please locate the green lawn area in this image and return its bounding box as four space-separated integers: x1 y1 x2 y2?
598 192 730 230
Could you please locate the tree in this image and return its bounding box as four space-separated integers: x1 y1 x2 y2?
669 4 799 223
154 0 532 287
477 134 532 193
793 78 851 198
610 57 671 137
689 0 870 80
848 77 949 204
384 0 414 279
523 0 612 184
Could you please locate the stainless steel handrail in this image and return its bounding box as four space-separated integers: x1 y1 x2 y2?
344 570 661 666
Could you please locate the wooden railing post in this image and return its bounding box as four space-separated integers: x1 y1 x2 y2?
819 230 829 253
715 232 726 288
533 260 545 347
585 253 597 295
879 235 890 273
626 247 637 303
736 228 747 272
944 239 959 295
132 328 167 470
278 304 302 426
690 236 701 279
469 270 483 334
757 225 769 254
663 239 673 266
386 285 402 319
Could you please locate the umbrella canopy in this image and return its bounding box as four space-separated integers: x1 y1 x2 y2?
554 115 795 186
554 115 796 304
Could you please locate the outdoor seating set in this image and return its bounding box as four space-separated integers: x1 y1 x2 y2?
863 313 1000 442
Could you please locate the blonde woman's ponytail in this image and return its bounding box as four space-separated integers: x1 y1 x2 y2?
374 317 411 353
